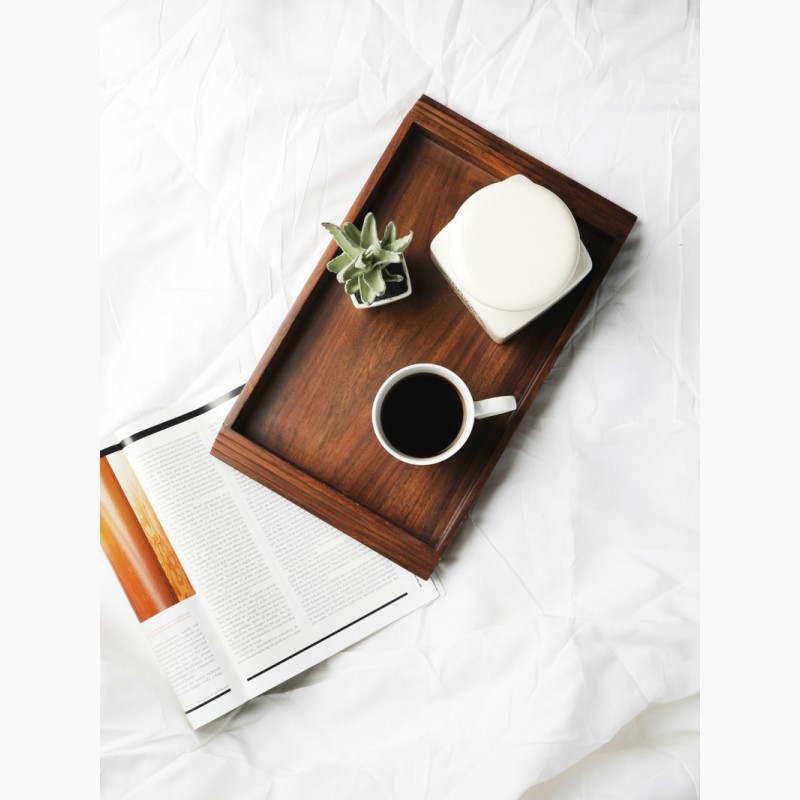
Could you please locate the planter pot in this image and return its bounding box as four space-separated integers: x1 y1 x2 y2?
351 257 412 308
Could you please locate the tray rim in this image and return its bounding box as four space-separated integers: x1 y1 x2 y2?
211 94 637 579
212 427 442 575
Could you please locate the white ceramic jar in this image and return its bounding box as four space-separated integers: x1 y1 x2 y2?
430 174 592 343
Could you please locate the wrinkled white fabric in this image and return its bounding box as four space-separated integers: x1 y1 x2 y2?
100 0 699 797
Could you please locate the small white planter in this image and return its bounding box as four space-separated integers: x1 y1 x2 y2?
350 256 412 308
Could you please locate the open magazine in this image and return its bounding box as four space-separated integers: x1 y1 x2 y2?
100 384 442 728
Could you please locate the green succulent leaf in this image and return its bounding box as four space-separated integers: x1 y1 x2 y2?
363 267 386 297
337 261 362 284
385 231 413 253
343 222 362 245
344 275 361 294
383 271 404 282
360 212 380 250
363 244 381 262
359 274 377 304
326 251 354 274
322 222 363 259
381 221 396 247
352 253 371 273
372 247 401 264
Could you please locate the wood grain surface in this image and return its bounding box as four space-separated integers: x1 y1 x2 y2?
212 96 636 578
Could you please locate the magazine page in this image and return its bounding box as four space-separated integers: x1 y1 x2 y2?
102 384 442 727
100 451 247 727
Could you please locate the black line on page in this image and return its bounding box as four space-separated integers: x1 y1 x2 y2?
185 688 232 714
100 385 245 457
246 593 409 682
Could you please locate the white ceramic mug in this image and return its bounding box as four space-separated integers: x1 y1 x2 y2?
372 363 517 465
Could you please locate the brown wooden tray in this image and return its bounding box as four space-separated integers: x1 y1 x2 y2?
211 95 636 579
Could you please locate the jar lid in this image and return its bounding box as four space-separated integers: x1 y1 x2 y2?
449 175 580 312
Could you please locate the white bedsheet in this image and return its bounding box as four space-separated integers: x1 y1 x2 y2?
100 1 699 797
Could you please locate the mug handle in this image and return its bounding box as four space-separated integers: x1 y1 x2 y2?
473 396 517 419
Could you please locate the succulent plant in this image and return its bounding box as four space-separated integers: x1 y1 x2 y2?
322 212 413 305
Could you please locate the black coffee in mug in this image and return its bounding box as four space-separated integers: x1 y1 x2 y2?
379 372 465 458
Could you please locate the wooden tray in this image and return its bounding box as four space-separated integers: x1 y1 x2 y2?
211 96 636 579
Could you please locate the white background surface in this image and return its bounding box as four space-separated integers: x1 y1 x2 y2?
97 1 700 797
13 0 800 796
20 0 800 795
